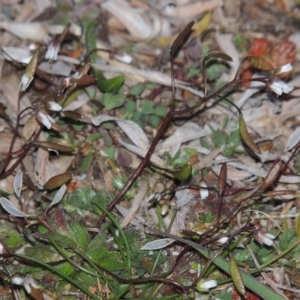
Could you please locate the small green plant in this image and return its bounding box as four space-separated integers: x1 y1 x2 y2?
0 11 299 300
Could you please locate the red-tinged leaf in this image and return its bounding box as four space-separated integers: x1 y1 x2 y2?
70 74 96 86
170 21 194 54
261 161 282 190
239 114 261 154
247 56 274 71
218 163 227 196
230 253 245 296
35 141 74 153
205 51 233 62
43 173 72 190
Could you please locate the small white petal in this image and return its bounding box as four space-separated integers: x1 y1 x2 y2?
199 280 217 290
270 80 294 96
282 83 294 94
270 81 283 95
11 276 23 285
258 232 275 246
20 74 33 92
265 233 275 239
47 114 55 123
115 53 133 64
23 282 31 294
45 41 60 61
217 237 229 244
277 63 292 74
47 101 62 111
36 111 51 129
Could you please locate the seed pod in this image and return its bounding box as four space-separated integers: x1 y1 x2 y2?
261 161 282 190
218 163 227 197
161 204 169 216
171 164 192 181
61 110 82 120
239 114 261 154
230 253 245 295
43 173 72 190
205 51 233 62
35 141 74 154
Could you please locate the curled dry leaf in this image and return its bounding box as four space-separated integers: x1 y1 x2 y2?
14 169 23 198
92 115 150 150
0 197 28 217
141 238 175 250
48 184 67 209
284 127 300 152
43 173 72 190
239 114 261 154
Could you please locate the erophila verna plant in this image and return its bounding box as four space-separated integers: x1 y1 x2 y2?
0 19 299 300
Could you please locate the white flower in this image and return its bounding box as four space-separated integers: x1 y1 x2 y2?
269 80 294 96
46 101 62 111
45 40 60 62
11 275 24 285
217 236 229 244
197 279 217 292
115 52 133 64
20 74 33 92
35 111 52 129
276 63 293 75
23 275 39 294
256 231 275 246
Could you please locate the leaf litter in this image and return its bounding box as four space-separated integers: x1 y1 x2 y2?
1 0 300 299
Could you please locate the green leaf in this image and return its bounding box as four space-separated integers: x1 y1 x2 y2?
50 232 78 249
25 245 62 263
86 132 101 142
85 20 98 62
155 105 168 117
149 114 160 127
151 229 286 300
141 100 155 114
239 114 261 154
103 93 126 110
96 73 125 93
171 164 192 181
54 261 74 276
99 258 123 271
230 253 245 295
129 83 144 95
81 152 93 174
68 222 89 251
86 247 108 263
124 100 136 113
105 145 115 160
